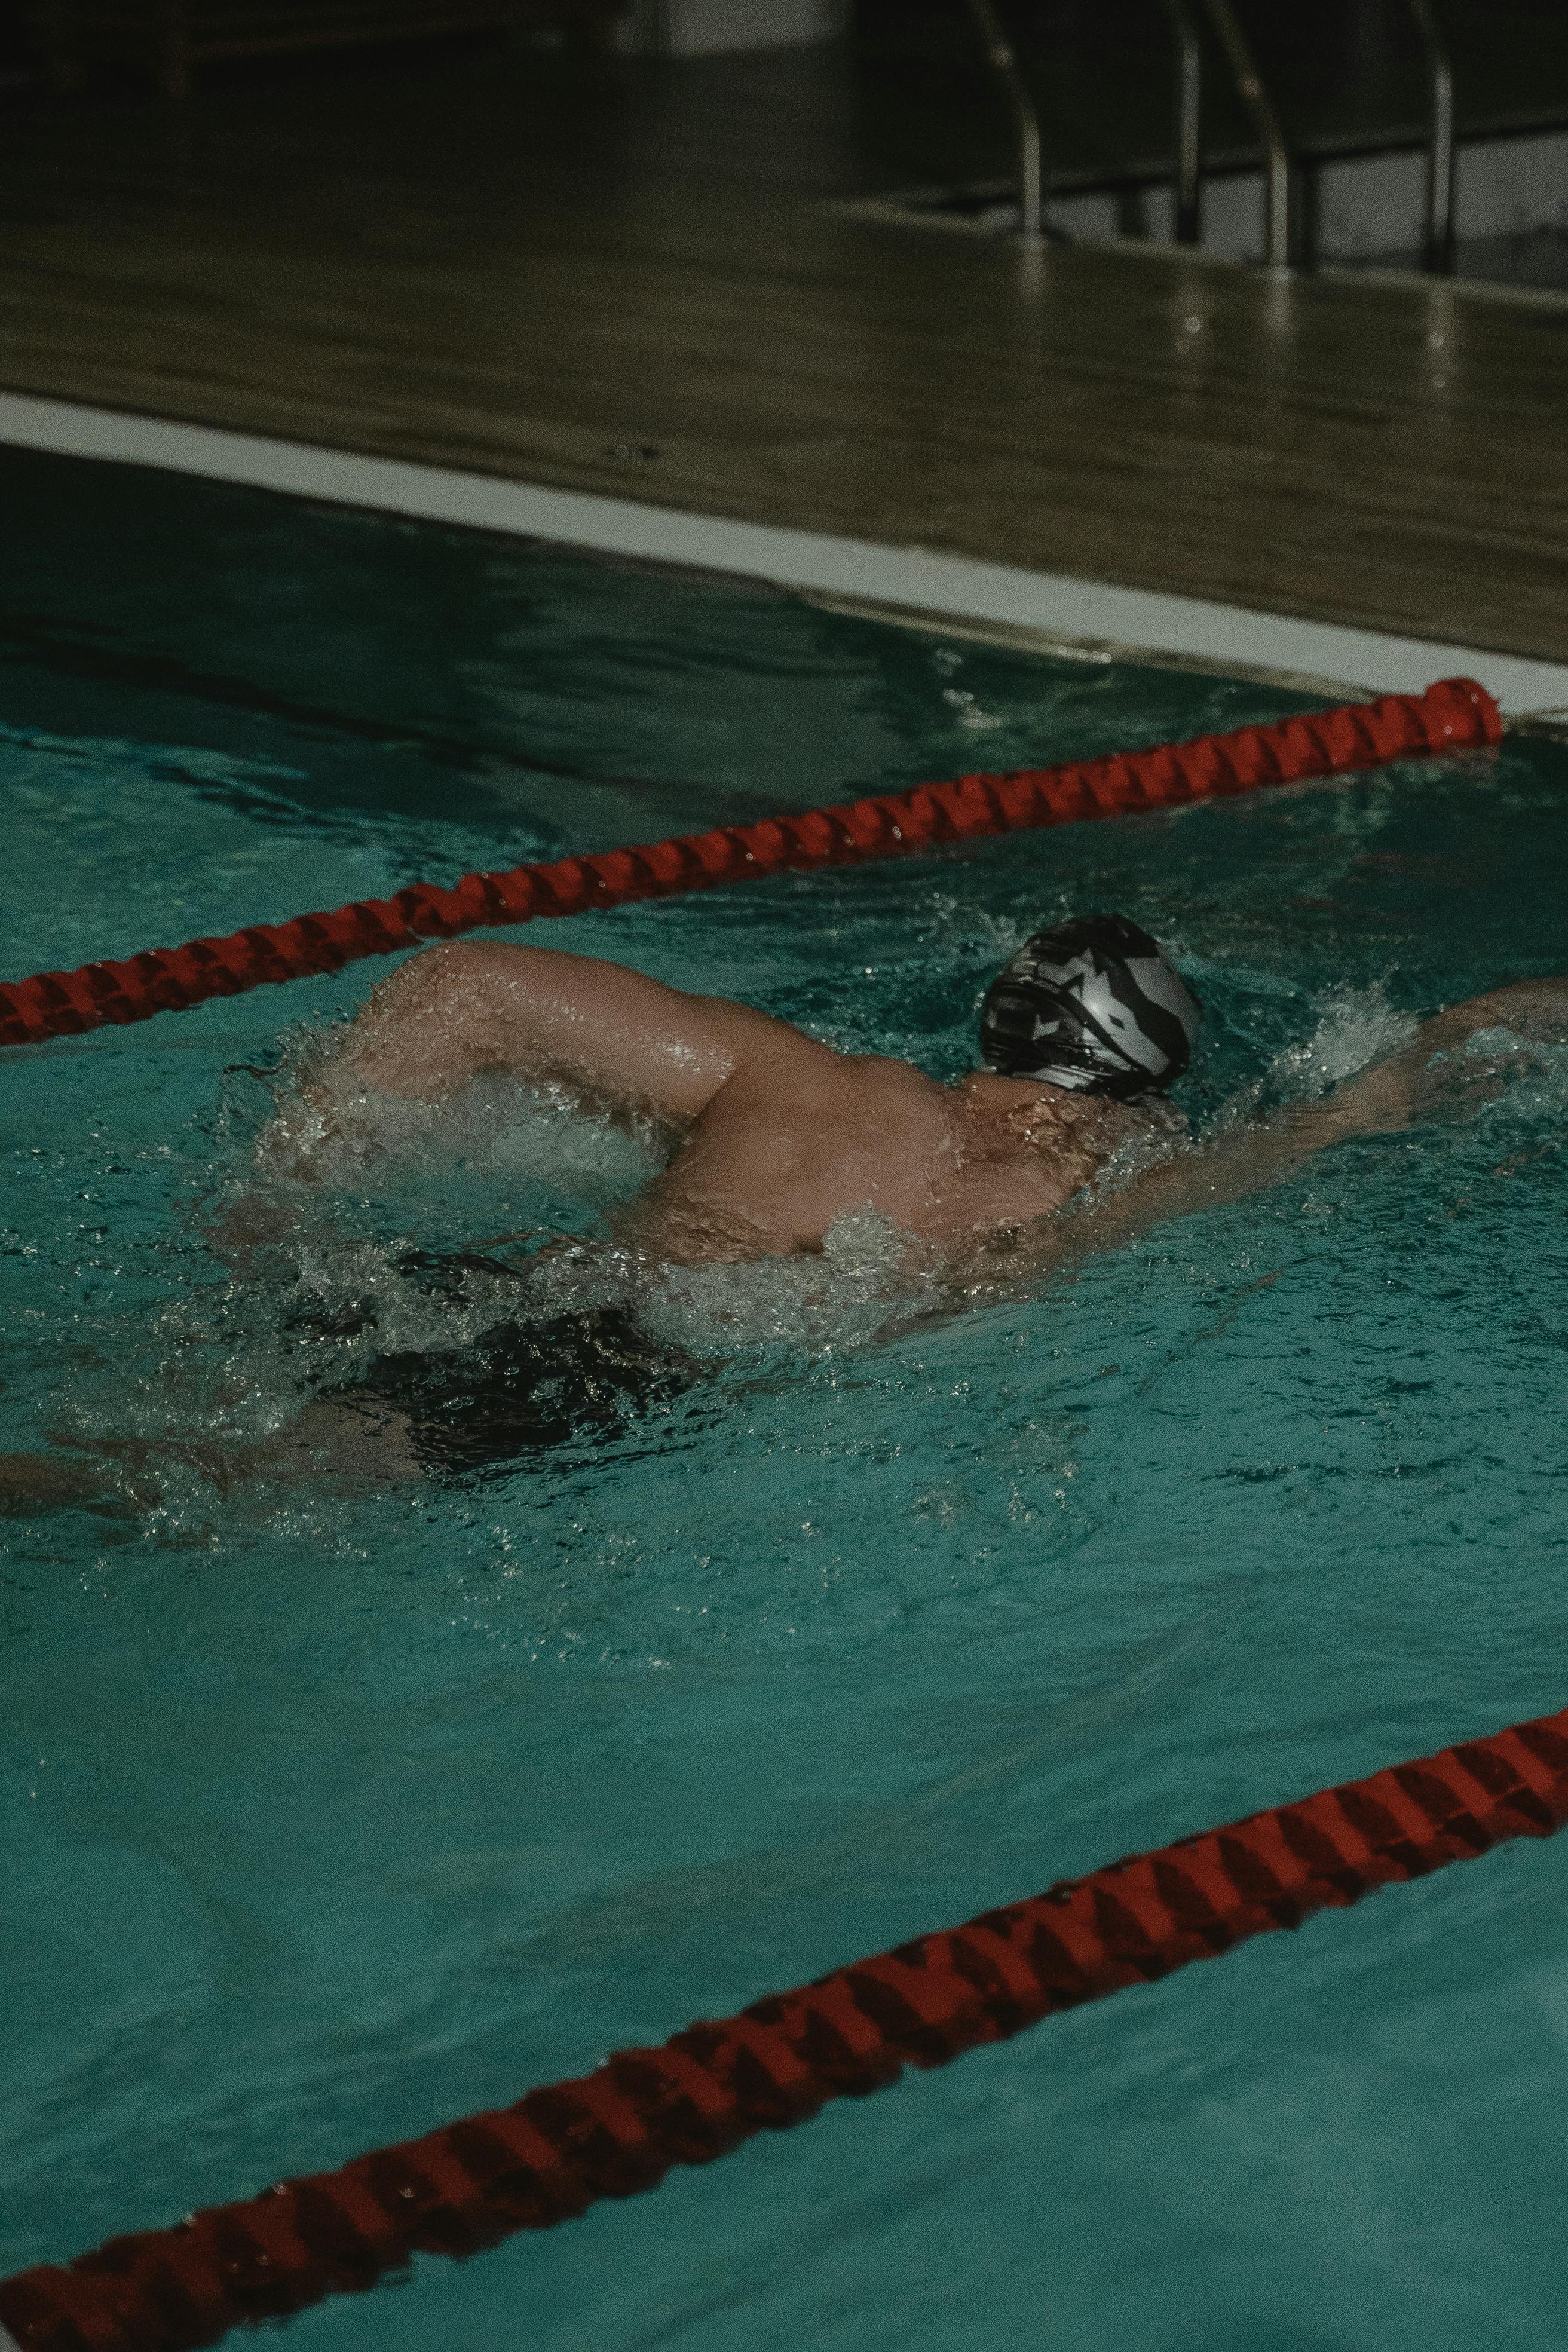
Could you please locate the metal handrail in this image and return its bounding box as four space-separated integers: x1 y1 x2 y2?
1159 0 1203 245
1406 0 1457 274
1200 0 1290 269
963 0 1044 244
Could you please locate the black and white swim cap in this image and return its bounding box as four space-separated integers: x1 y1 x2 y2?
978 914 1200 1100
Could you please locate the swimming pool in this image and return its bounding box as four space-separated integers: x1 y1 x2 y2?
7 439 1568 2351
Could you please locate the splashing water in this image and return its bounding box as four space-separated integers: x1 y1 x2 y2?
1268 980 1420 1097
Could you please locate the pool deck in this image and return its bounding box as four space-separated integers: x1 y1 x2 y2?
2 40 1566 678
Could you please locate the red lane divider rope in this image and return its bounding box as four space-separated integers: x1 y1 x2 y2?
4 1696 1566 2352
0 678 1500 1051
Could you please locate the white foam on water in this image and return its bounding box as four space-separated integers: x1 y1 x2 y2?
1456 1024 1568 1133
1268 983 1420 1098
257 1052 666 1210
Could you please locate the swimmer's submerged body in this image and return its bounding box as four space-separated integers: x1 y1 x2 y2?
7 914 1568 1510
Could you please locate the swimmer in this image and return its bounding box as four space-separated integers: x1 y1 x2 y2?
265 912 1206 1272
260 917 1568 1283
5 917 1567 1509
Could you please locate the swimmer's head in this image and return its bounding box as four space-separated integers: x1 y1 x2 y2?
978 914 1200 1101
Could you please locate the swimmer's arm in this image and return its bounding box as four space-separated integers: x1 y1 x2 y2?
935 1098 1362 1300
258 939 827 1173
1027 1097 1370 1272
970 978 1568 1288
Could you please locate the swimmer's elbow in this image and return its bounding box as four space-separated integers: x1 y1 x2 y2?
344 940 538 1091
395 938 514 1004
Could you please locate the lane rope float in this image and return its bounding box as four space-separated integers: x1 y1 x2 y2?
4 1693 1564 2352
0 677 1500 1050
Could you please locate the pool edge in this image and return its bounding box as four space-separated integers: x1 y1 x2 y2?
4 388 1568 720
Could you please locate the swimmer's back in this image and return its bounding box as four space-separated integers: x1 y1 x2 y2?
618 1050 1145 1266
618 1050 950 1263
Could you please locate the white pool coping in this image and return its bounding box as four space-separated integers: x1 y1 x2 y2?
4 388 1567 719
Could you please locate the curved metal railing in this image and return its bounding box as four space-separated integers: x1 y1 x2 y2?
957 0 1466 281
963 0 1045 242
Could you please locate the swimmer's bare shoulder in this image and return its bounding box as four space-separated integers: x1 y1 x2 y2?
616 1045 959 1263
927 1091 1171 1276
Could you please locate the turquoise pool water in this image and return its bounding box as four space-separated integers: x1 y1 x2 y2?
6 445 1568 2350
